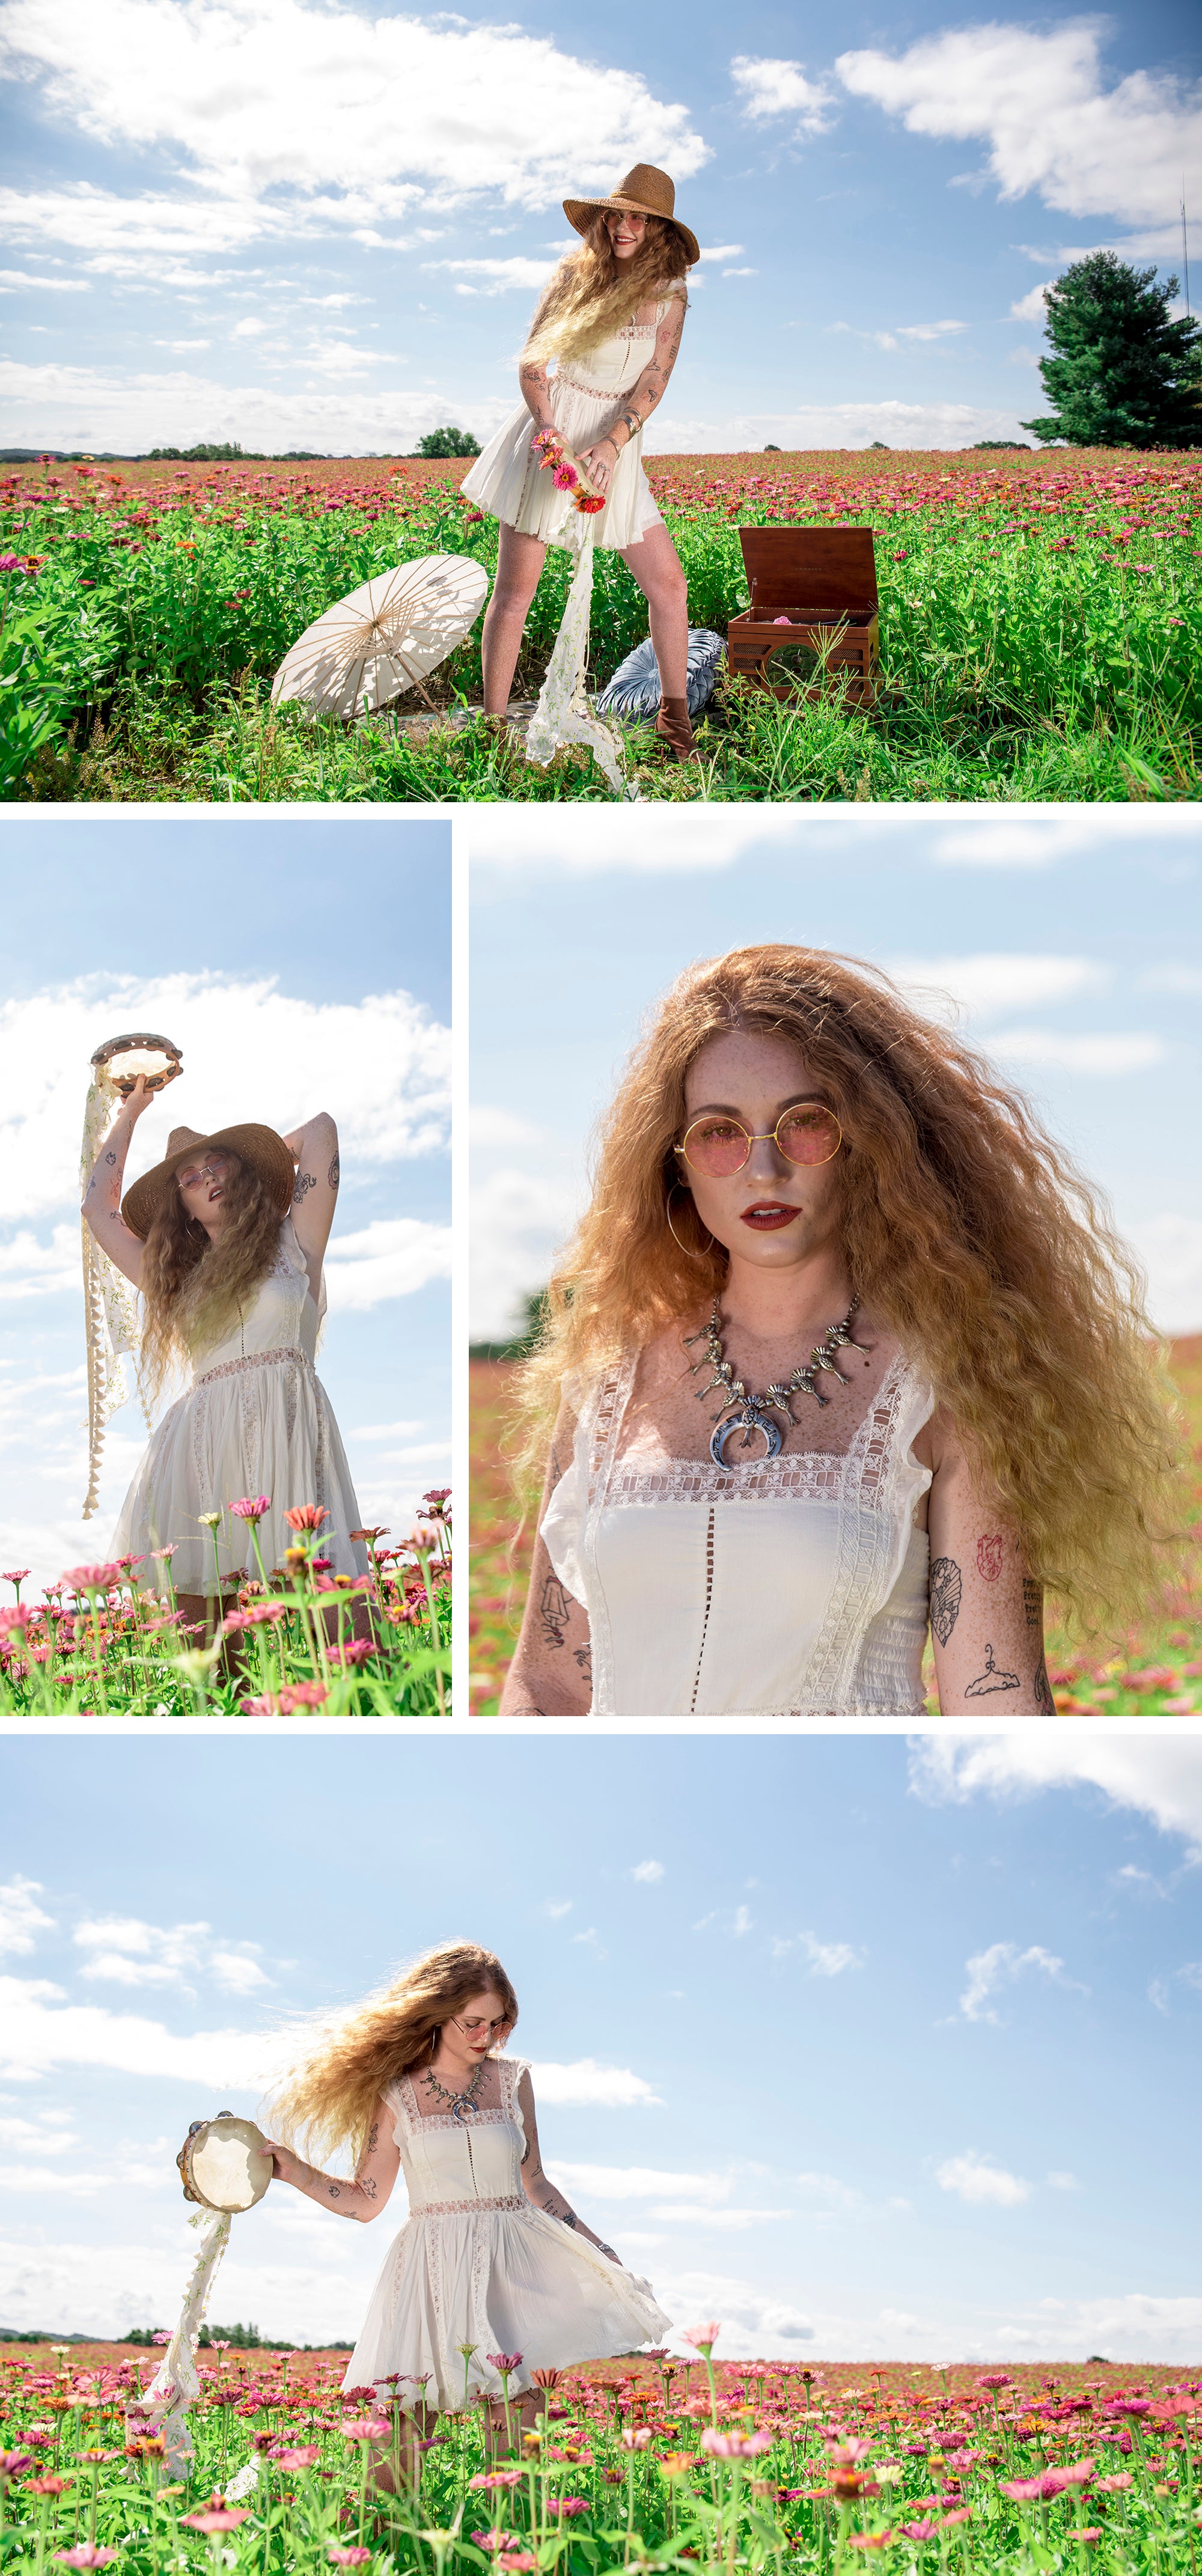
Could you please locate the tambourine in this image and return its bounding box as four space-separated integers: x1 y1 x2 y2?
177 2113 273 2213
91 1032 184 1097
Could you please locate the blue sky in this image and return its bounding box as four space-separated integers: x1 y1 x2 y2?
1 0 1198 455
469 806 1202 1343
2 1731 1201 2359
0 811 450 1598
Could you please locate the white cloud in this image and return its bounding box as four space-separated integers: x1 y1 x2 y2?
1011 281 1053 322
910 1735 1202 1863
0 2112 78 2152
697 243 746 263
0 1975 282 2089
631 1860 665 1884
468 1166 578 1344
957 1940 1078 2024
322 1218 452 1309
73 1916 272 1999
548 2163 731 2203
730 53 834 138
656 2267 816 2349
0 353 517 467
525 2057 660 2109
0 973 449 1226
984 1029 1165 1076
542 1900 572 1920
834 24 1202 237
1047 2170 1080 2191
936 2151 1031 2207
0 1226 79 1302
888 951 1109 1026
0 1 707 248
469 809 1202 876
1126 1216 1202 1337
0 1877 55 1957
733 1904 753 1935
650 2203 795 2229
427 257 556 297
0 267 87 291
769 1929 864 1976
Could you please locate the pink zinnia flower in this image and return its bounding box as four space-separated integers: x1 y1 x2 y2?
682 2321 721 2354
284 1503 329 1532
273 2444 320 2470
54 2554 118 2569
230 1496 271 1522
329 2553 373 2567
486 2352 523 2372
548 2497 589 2517
701 2428 772 2458
182 2511 250 2533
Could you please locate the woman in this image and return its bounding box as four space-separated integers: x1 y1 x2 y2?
463 164 700 758
264 1941 670 2462
499 945 1182 1719
83 1074 368 1637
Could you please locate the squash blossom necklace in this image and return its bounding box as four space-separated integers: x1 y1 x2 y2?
423 2057 489 2122
685 1295 868 1467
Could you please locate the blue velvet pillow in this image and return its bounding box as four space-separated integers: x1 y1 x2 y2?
597 627 725 720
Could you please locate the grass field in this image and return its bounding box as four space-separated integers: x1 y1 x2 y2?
467 1345 1202 1718
4 448 1200 804
0 1497 451 1717
2 2336 1199 2576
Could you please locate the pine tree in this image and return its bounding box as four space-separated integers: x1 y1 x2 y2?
1022 251 1201 447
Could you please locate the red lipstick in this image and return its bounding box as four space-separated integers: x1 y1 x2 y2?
740 1202 798 1232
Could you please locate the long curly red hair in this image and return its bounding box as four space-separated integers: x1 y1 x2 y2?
139 1151 284 1395
516 943 1186 1634
267 1942 520 2164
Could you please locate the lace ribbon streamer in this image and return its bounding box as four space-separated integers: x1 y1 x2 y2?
80 1067 150 1518
125 2208 231 2475
523 526 631 797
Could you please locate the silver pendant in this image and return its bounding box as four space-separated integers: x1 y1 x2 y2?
710 1408 784 1468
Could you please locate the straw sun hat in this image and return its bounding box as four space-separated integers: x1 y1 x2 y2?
121 1123 295 1242
562 163 701 268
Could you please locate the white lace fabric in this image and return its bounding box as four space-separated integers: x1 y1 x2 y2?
79 1067 151 1518
341 2054 671 2410
541 1351 936 1717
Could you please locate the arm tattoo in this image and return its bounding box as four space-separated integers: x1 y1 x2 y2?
366 2122 378 2152
976 1533 1005 1583
540 1573 569 1649
1022 1579 1043 1630
105 1149 117 1165
328 1152 340 1190
537 2181 581 2228
573 1643 591 1681
930 1556 962 1647
1034 1657 1055 1714
547 1443 564 1495
965 1643 1020 1698
293 1171 316 1205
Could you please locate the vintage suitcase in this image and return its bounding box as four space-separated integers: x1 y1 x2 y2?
728 528 880 705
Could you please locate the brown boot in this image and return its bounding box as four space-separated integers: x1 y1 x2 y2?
654 695 698 761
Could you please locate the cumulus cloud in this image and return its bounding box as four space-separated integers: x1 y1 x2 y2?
909 1735 1202 1862
73 1916 272 1997
957 1940 1079 2024
1011 281 1053 321
631 1860 665 1884
548 2164 733 2203
0 1877 55 1958
888 951 1110 1026
986 1029 1164 1076
524 2059 661 2109
769 1929 864 1975
0 1975 284 2089
0 0 706 246
322 1219 452 1309
0 972 449 1228
730 54 834 137
426 256 557 297
935 2151 1031 2207
656 2268 816 2350
469 808 1202 877
468 1166 579 1344
834 23 1202 240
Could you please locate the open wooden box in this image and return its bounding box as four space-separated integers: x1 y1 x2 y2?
727 528 880 705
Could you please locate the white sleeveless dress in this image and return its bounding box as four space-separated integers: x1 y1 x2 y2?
344 2056 671 2409
461 293 684 552
110 1218 368 1597
541 1353 936 1717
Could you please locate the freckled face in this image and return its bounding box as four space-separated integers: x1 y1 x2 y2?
450 1988 512 2057
177 1148 239 1237
677 1030 845 1275
605 209 646 261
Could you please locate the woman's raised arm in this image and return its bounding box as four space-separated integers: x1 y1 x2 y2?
517 2071 619 2260
81 1073 157 1288
498 1402 591 1717
926 1412 1054 1717
264 2098 400 2223
279 1110 340 1300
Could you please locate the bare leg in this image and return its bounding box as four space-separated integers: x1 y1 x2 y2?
484 2389 546 2457
480 522 548 714
617 523 690 699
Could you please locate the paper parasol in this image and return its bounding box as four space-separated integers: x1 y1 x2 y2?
271 552 489 720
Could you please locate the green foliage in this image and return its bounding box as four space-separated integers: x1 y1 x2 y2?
0 594 120 794
413 427 482 457
149 443 250 461
1024 252 1202 448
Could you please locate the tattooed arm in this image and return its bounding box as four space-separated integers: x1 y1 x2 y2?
517 2071 619 2261
498 1399 593 1717
578 290 687 496
263 2098 400 2222
926 1410 1052 1716
81 1072 157 1288
278 1111 340 1302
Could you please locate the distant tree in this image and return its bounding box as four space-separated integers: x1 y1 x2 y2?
149 442 251 461
413 426 481 458
764 442 782 451
1022 252 1202 448
972 440 1031 449
868 440 890 449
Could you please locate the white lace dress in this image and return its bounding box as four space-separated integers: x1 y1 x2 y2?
462 294 683 553
540 1353 936 1717
110 1218 368 1597
344 2056 671 2409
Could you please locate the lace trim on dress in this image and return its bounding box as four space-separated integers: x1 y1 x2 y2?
194 1345 308 1388
409 2195 526 2217
605 1355 911 1502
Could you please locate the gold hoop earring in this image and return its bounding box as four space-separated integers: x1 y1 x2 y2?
429 2027 438 2060
666 1186 715 1259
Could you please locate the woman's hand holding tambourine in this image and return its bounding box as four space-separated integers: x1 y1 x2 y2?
123 1074 157 1122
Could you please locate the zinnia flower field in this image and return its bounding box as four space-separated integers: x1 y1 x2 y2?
467 1344 1202 1718
1 2336 1199 2576
0 1492 451 1718
3 447 1199 803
